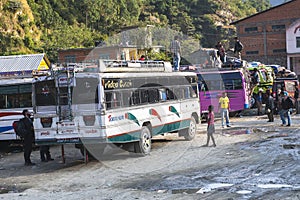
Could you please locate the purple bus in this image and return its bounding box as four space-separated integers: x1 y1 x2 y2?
197 69 251 119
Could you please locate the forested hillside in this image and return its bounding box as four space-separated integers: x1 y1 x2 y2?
0 0 271 62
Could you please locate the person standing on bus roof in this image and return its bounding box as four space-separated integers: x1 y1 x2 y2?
218 92 231 128
203 105 216 147
170 35 181 71
234 37 243 60
22 109 35 166
215 41 226 63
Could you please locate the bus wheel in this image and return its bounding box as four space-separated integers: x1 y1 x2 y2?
134 126 151 155
179 117 197 141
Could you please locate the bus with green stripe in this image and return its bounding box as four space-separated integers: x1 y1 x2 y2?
32 60 200 156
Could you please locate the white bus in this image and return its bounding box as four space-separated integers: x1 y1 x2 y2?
32 60 200 155
0 78 32 142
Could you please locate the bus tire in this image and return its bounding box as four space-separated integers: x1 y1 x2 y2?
179 117 197 141
134 126 151 156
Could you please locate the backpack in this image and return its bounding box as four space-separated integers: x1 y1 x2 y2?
13 119 26 139
288 97 295 109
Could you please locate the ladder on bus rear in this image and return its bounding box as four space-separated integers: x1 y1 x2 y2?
53 66 75 121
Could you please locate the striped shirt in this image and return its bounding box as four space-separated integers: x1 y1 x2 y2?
170 39 181 54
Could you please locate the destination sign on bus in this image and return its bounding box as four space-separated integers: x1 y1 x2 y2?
103 79 132 89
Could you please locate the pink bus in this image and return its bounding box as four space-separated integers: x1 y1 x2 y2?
197 69 251 120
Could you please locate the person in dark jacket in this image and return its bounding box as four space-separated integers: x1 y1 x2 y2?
234 37 243 60
40 145 54 162
265 90 274 122
279 91 293 126
21 109 35 166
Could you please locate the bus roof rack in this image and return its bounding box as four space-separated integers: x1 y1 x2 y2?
97 60 172 73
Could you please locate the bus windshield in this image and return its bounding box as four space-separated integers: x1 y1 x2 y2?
198 72 243 91
72 77 99 104
34 80 56 106
34 77 99 106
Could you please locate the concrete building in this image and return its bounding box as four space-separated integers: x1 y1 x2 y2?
58 45 141 64
230 0 300 77
286 19 300 77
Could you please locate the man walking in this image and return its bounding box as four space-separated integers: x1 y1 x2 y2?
265 90 275 122
280 91 293 126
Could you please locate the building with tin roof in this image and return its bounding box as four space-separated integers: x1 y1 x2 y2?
0 53 51 78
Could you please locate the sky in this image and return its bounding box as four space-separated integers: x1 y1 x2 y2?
270 0 289 6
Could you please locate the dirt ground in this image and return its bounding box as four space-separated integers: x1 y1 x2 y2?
0 110 299 200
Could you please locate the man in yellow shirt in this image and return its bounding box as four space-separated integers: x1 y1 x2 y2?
219 92 231 128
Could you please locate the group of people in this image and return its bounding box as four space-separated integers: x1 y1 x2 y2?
203 89 296 147
203 92 231 147
20 109 54 166
262 89 295 126
170 36 244 71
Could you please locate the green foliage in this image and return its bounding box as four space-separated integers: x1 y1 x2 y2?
0 0 272 62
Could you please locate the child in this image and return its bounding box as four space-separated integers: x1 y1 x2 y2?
204 105 216 147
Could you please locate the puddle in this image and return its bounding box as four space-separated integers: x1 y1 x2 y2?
195 183 234 194
171 183 234 194
171 188 200 194
236 190 252 194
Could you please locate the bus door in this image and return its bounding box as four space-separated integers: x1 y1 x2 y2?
53 69 79 143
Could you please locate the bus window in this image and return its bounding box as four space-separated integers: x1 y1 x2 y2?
105 92 121 109
207 80 221 91
190 86 198 98
166 88 176 100
140 89 149 104
173 88 184 100
183 86 197 98
73 78 99 104
159 89 167 101
233 79 243 90
200 81 208 92
132 90 140 105
148 89 159 103
35 81 56 106
0 96 4 108
121 90 132 107
224 80 234 90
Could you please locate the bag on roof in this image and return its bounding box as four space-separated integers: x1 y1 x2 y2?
13 118 26 139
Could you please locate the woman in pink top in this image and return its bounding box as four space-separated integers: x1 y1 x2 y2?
204 105 216 147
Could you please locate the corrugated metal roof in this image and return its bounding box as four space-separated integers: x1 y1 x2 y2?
0 53 46 73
